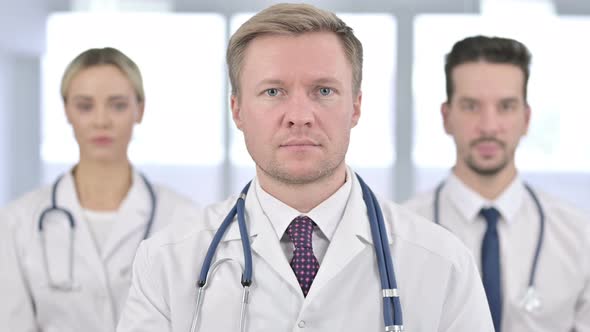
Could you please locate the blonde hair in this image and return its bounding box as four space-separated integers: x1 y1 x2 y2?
227 3 363 97
60 47 144 103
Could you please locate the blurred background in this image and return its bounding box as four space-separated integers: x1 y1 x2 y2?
1 0 589 210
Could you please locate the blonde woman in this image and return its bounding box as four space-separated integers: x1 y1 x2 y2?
0 47 200 331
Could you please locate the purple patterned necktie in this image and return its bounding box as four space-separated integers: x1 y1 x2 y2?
286 216 320 297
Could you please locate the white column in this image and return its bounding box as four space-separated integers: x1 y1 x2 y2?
0 50 10 205
393 11 416 201
0 51 42 205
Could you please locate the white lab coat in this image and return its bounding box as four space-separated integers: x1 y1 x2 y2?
0 169 201 332
117 173 495 332
404 174 590 332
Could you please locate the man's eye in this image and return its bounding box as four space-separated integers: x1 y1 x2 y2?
500 102 515 112
319 87 332 96
266 88 279 97
462 102 477 111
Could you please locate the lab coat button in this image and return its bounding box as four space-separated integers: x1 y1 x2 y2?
298 320 306 328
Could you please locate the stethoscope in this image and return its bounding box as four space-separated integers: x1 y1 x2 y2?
433 181 545 313
190 174 404 332
38 173 157 291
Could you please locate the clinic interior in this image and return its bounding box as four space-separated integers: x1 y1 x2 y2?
0 0 589 210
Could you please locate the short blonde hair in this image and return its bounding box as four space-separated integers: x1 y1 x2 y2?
60 47 144 103
227 3 363 97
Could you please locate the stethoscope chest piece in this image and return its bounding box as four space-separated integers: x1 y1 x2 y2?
519 287 542 313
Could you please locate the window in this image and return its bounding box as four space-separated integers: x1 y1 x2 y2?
43 12 226 166
413 1 590 208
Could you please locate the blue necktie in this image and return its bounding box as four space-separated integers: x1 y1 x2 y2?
480 207 502 331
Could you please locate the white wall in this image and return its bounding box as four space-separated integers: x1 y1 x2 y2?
0 51 41 205
0 0 589 211
0 0 69 55
10 55 42 200
0 0 55 205
0 51 9 205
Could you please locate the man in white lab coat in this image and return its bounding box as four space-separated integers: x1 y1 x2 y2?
117 4 494 331
404 35 590 331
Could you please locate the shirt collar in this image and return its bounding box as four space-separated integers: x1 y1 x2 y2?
493 175 525 224
255 168 353 241
445 173 524 224
59 166 151 215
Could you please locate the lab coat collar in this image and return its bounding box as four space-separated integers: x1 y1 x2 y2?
55 168 154 261
219 167 383 245
218 168 392 300
304 170 388 301
55 170 81 213
445 174 487 223
340 169 392 246
218 177 266 241
239 177 303 295
254 167 352 245
54 168 151 328
54 170 114 321
101 169 154 260
216 177 295 292
446 173 524 225
490 175 525 224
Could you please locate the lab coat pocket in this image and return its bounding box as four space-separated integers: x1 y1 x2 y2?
28 276 86 332
508 285 578 331
25 231 83 293
24 233 84 318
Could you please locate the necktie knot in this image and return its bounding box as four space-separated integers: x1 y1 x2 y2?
286 216 315 250
480 207 500 228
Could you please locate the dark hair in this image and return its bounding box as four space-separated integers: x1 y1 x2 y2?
444 35 532 102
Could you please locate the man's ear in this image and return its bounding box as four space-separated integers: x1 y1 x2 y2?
351 90 362 127
231 94 243 130
523 103 531 135
441 101 452 135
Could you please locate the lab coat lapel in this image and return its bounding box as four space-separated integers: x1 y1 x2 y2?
305 175 374 300
56 172 110 289
243 184 303 297
101 171 151 261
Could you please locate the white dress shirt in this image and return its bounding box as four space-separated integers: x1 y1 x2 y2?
255 171 351 263
404 173 590 332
